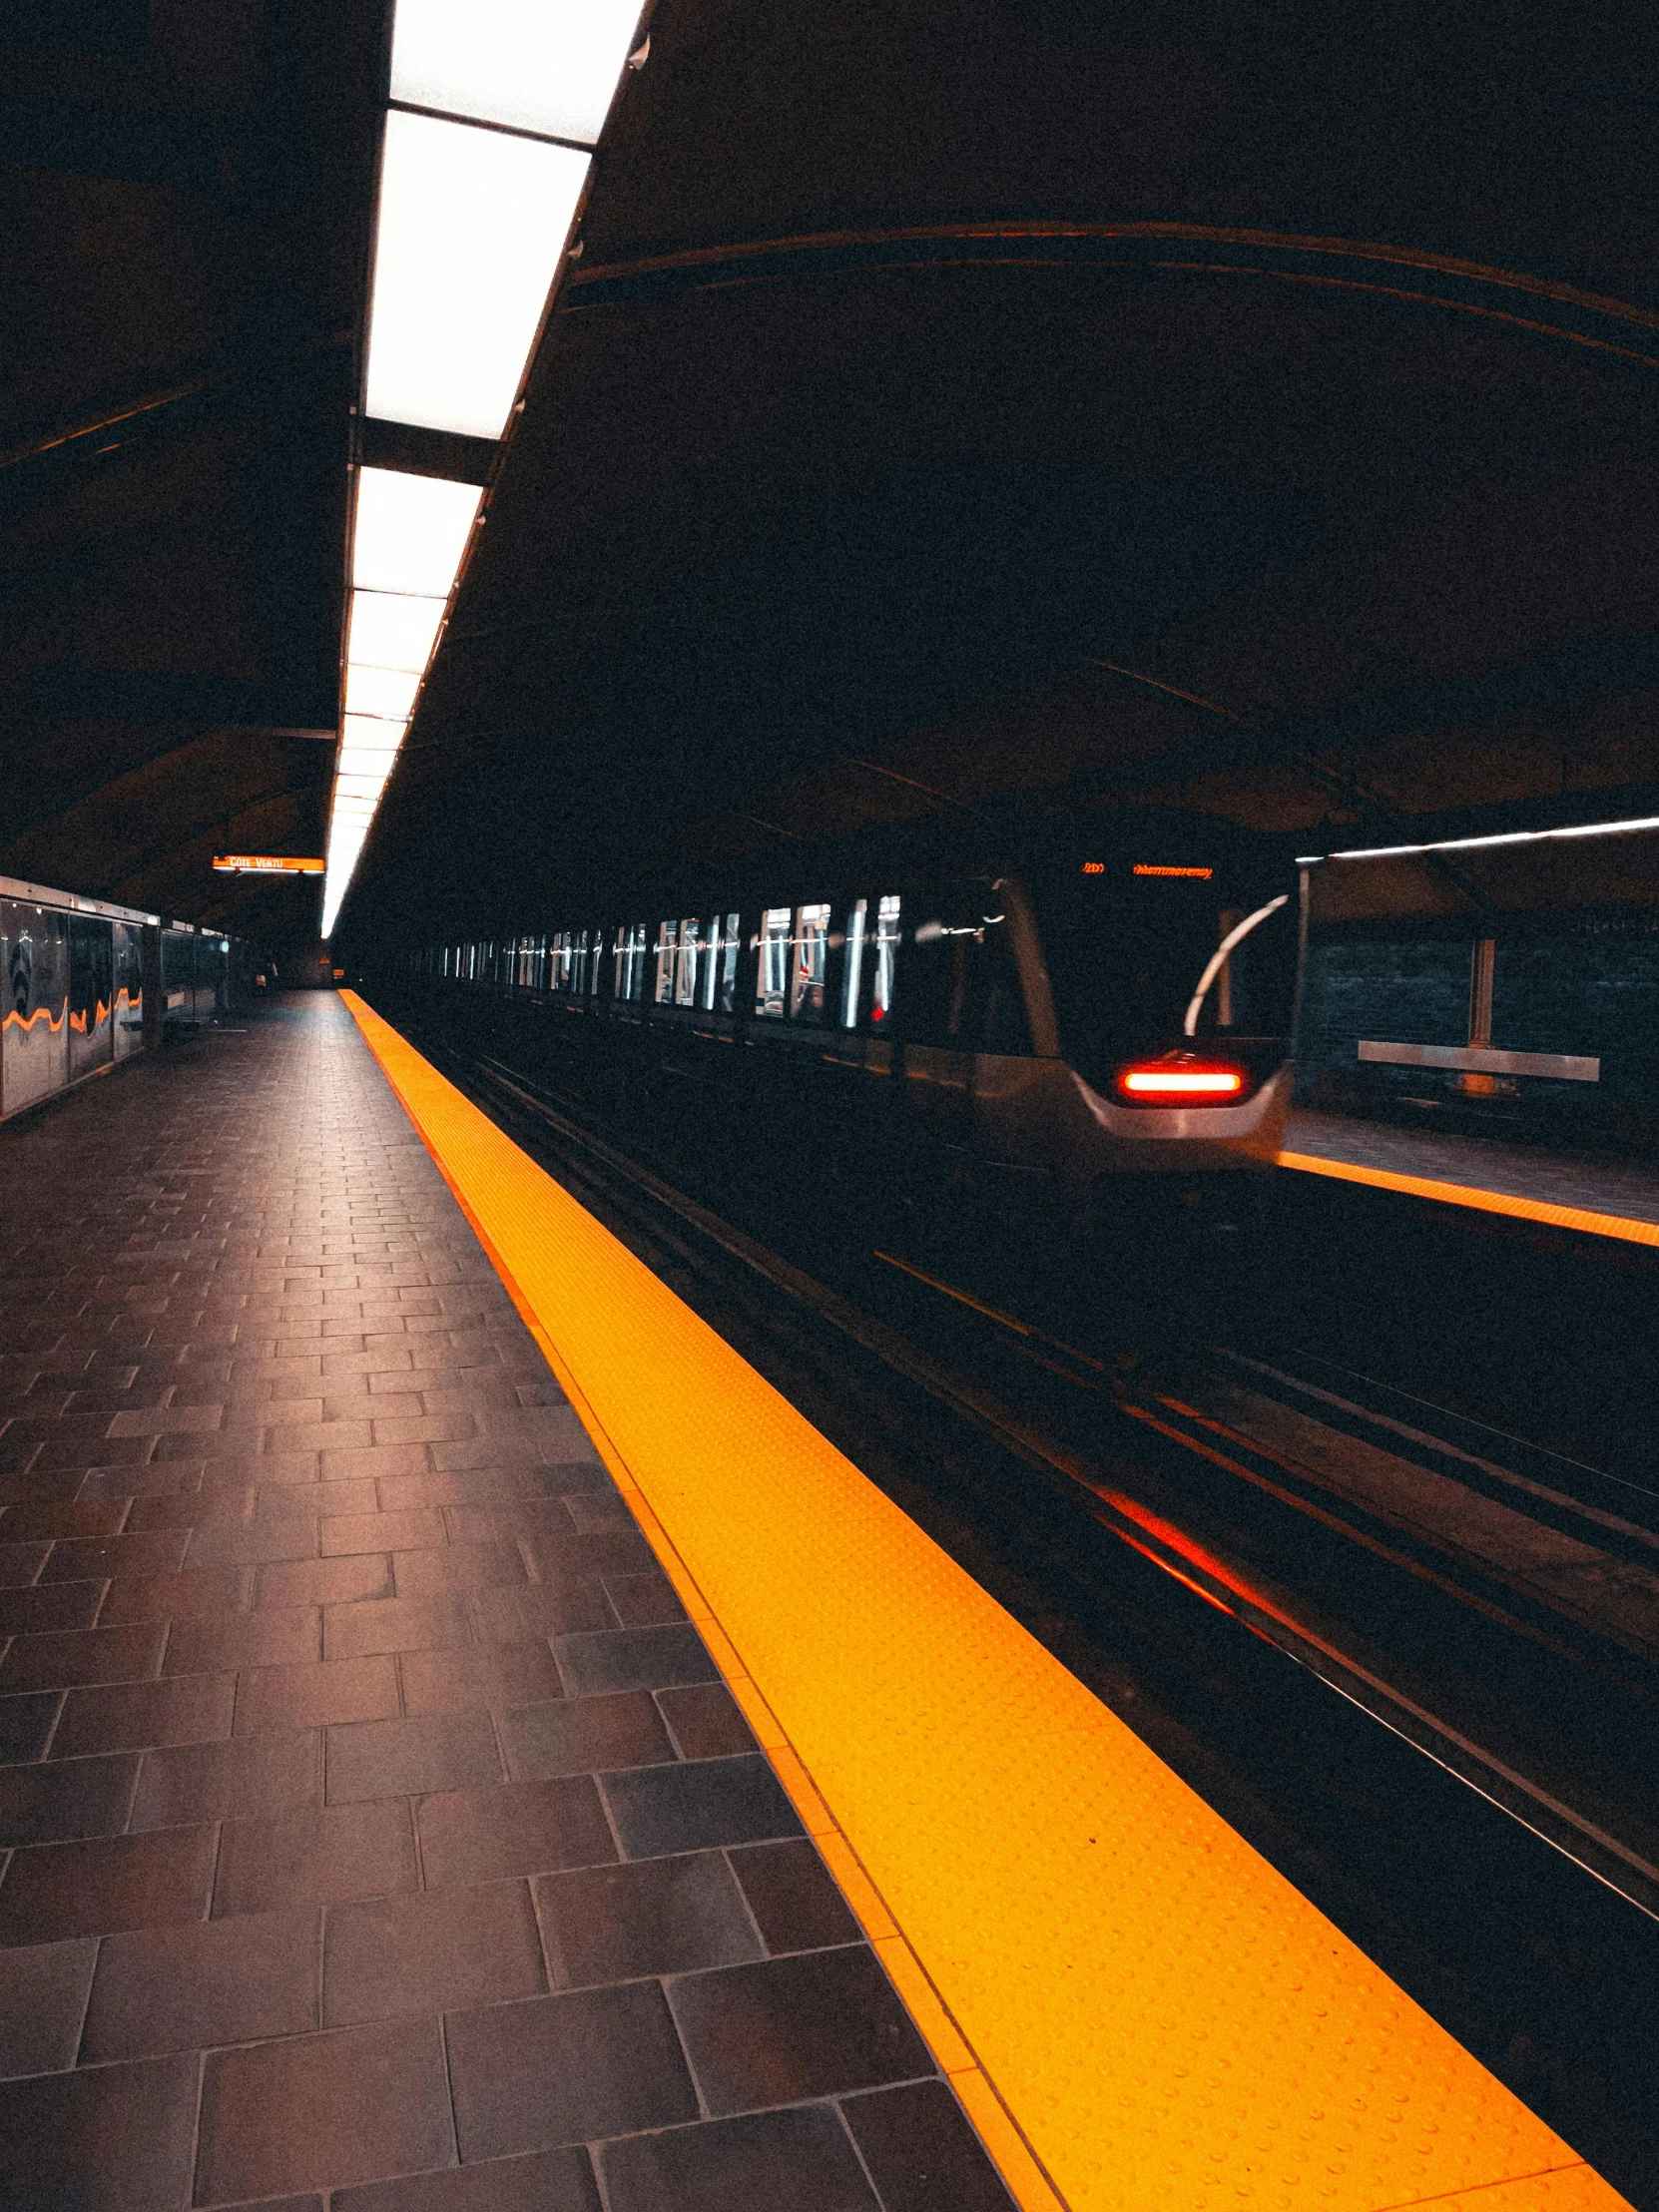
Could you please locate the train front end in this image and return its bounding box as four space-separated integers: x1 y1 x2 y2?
1022 820 1304 1236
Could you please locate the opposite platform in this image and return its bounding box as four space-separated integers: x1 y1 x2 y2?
1281 1110 1659 1248
0 995 1009 2211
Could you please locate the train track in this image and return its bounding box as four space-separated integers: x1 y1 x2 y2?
459 1046 1659 1921
385 1011 1659 2206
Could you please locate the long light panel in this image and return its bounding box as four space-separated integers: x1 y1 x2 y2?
322 0 641 940
389 0 642 145
321 469 481 937
1298 814 1659 864
364 111 588 440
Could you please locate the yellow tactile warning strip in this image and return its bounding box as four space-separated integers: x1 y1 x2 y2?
341 995 1633 2212
1279 1149 1659 1250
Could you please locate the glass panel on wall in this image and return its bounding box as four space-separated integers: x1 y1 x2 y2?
872 893 901 1026
66 915 114 1081
572 928 589 996
791 903 830 1023
3 902 69 1114
113 920 144 1059
756 907 791 1018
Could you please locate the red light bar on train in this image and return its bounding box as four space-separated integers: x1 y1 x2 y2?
1115 1061 1245 1100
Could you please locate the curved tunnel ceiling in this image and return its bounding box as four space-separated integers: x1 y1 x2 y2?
0 0 384 945
346 0 1659 941
4 3 1657 945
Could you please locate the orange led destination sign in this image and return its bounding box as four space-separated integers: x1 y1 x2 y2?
212 855 325 874
1131 863 1213 878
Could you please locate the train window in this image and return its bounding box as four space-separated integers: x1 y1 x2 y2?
791 903 830 1023
965 903 1031 1055
614 921 647 1001
653 921 678 1004
903 888 1025 1048
756 907 791 1017
841 899 867 1027
1029 857 1297 1081
704 911 739 1013
700 917 720 1010
872 894 900 1026
677 917 703 1006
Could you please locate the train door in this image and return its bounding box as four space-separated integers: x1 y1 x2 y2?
68 915 115 1079
1 900 69 1116
969 878 1063 1181
894 884 983 1164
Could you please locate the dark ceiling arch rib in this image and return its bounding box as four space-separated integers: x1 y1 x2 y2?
565 224 1659 373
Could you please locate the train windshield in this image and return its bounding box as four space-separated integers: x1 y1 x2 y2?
1028 852 1299 1087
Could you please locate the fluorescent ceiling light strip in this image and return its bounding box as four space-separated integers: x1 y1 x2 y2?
353 469 480 596
342 714 406 748
364 110 588 440
330 0 638 936
347 589 446 672
389 0 641 146
1298 814 1659 865
344 664 422 720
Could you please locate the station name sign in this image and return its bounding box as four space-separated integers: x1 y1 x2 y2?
211 855 325 874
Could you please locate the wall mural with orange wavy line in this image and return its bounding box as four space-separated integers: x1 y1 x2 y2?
2 1000 67 1034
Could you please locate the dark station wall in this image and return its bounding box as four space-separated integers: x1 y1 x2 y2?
1298 919 1659 1149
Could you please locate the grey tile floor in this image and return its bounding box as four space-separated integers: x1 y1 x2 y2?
0 995 1013 2212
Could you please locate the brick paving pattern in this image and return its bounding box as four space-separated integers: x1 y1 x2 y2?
0 995 1011 2211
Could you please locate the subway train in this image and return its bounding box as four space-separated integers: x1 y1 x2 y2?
388 807 1305 1248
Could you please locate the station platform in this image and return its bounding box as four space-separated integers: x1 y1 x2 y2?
1281 1110 1659 1248
0 994 1633 2212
